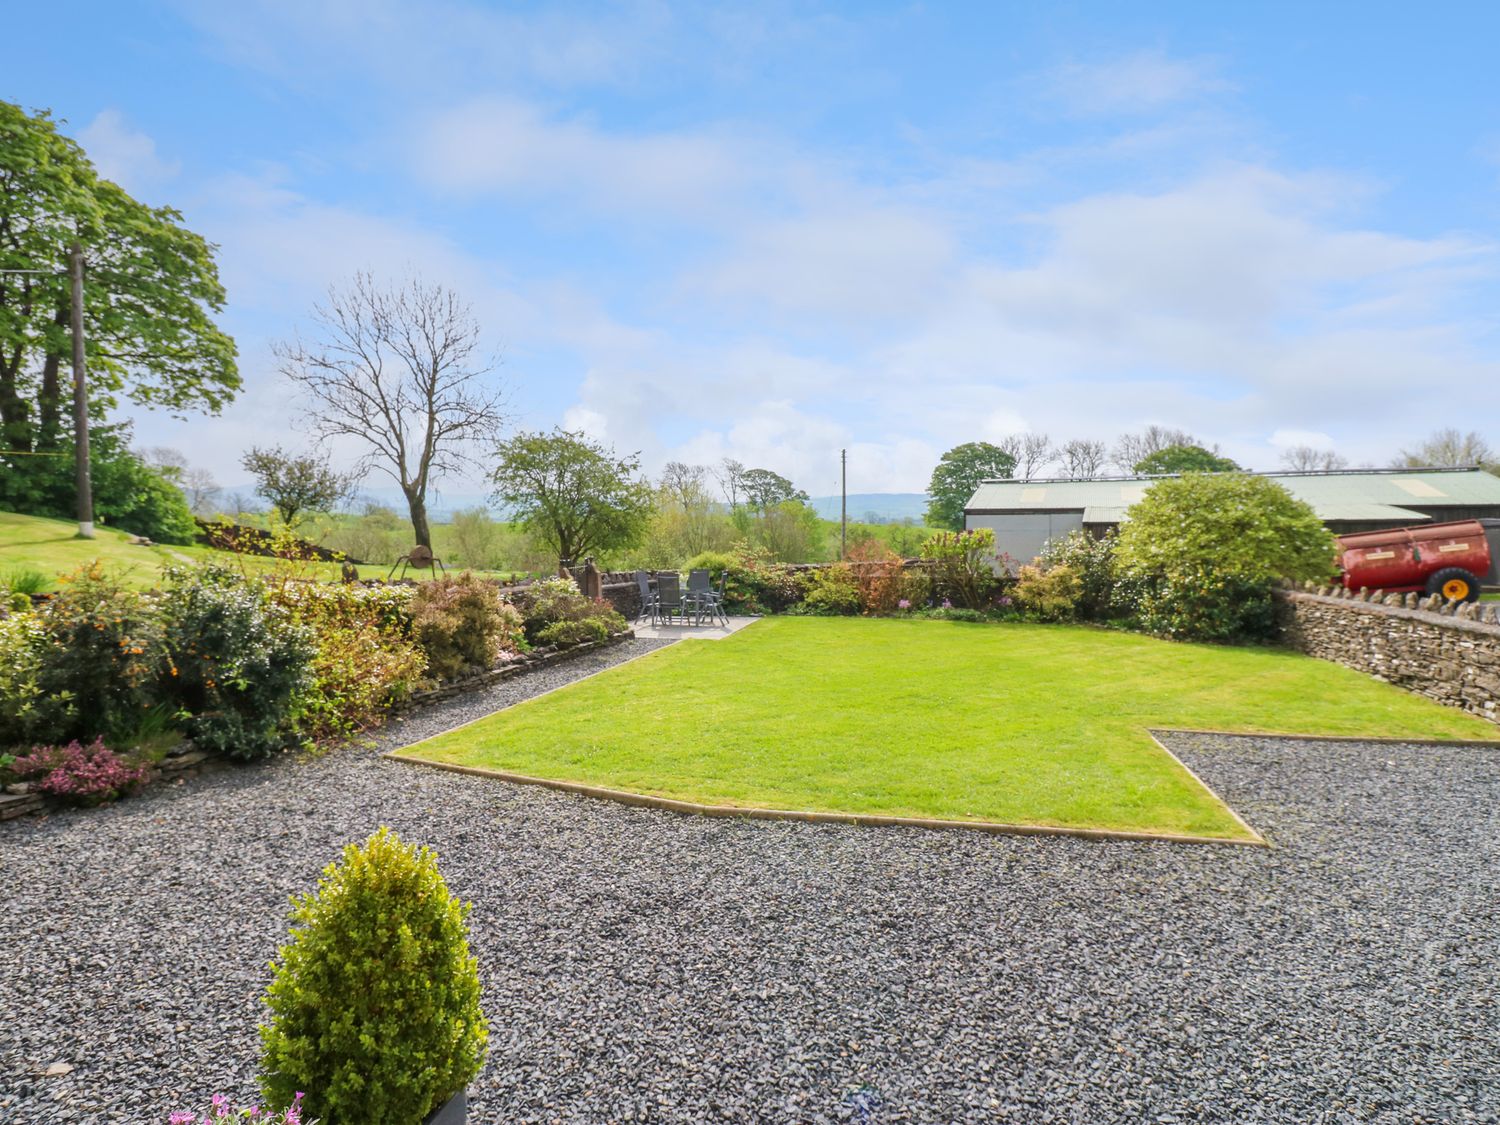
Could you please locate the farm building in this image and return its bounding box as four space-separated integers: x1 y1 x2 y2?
964 467 1500 567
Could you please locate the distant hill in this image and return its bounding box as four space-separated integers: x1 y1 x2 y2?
808 493 929 523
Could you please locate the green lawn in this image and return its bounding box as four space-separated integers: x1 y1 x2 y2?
398 617 1498 840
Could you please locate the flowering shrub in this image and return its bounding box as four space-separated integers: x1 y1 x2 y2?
169 1092 313 1123
10 738 147 806
158 566 313 760
1034 530 1135 622
410 572 524 680
260 828 487 1124
0 609 49 746
31 562 161 743
268 583 426 743
919 530 1003 610
846 541 905 615
509 575 620 645
1013 564 1083 622
683 544 802 614
798 564 862 615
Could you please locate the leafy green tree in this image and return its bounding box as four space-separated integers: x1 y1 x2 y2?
1132 444 1240 475
0 101 237 460
1114 473 1336 641
924 442 1016 530
740 468 808 511
240 445 354 527
755 498 826 562
489 428 655 562
0 423 195 542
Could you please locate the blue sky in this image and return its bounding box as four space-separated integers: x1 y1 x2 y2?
8 1 1500 498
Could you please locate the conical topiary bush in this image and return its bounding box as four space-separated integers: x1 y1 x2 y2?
260 827 488 1123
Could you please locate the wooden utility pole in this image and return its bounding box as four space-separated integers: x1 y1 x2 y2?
69 244 93 538
840 448 847 560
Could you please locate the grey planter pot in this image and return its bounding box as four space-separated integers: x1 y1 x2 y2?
424 1089 466 1125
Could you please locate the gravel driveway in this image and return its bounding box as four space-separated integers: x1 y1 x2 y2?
2 636 1497 1124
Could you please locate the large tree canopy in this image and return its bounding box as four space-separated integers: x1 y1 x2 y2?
0 101 238 460
925 442 1016 530
1132 444 1240 475
739 468 808 511
489 428 655 563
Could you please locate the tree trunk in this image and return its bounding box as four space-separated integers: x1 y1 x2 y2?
405 489 432 549
36 305 69 450
0 356 30 454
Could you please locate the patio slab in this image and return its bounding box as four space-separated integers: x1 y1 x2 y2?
629 614 760 640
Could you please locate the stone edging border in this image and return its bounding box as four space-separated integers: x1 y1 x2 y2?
1152 726 1500 748
387 736 1269 848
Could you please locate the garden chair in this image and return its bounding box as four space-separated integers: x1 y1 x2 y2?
702 573 726 627
634 570 658 624
655 571 686 625
685 568 713 623
690 576 732 630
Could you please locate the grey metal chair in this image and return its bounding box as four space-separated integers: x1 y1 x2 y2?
700 571 730 626
655 571 685 625
634 570 657 623
685 568 712 624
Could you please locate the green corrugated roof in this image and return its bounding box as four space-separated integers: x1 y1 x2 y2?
966 468 1500 521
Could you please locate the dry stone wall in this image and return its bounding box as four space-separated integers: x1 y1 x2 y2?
1275 586 1500 724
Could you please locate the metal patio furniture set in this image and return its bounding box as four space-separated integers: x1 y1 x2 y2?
635 569 730 627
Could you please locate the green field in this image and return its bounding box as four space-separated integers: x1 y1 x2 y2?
0 511 401 589
398 616 1498 840
0 511 533 590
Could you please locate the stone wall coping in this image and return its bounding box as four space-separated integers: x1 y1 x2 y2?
1276 589 1500 640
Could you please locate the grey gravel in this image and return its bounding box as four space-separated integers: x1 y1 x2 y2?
2 655 1497 1123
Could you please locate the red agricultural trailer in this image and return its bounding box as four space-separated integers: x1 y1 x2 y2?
1337 518 1500 603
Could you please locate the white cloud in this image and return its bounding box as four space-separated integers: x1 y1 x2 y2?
107 22 1500 497
1269 428 1336 450
1044 50 1230 116
695 206 956 324
77 110 181 197
175 0 671 92
415 99 748 218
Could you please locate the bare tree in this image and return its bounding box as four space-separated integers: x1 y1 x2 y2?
181 466 220 514
998 433 1055 481
275 272 506 548
660 461 710 508
713 457 747 510
1111 425 1199 472
1058 438 1108 479
1280 445 1349 472
1394 428 1495 470
140 446 188 481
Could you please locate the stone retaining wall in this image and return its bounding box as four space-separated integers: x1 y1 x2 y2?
1275 587 1500 723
